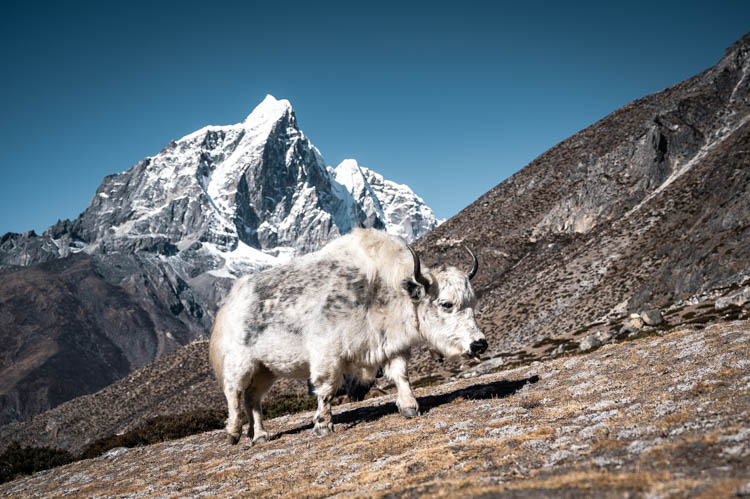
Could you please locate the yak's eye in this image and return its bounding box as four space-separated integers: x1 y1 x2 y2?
440 301 454 311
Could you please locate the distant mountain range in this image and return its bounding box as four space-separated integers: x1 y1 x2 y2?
0 96 439 425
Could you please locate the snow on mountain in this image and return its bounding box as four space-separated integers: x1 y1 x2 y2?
2 95 439 278
331 159 441 242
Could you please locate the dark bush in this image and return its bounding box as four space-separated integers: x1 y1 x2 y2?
0 442 74 485
80 397 317 460
263 395 317 419
78 409 227 460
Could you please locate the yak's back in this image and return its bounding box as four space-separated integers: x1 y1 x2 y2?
320 228 415 293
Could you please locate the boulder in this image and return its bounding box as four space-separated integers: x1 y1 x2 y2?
624 316 645 330
579 331 614 352
715 287 750 310
579 334 602 352
640 309 663 326
459 357 505 378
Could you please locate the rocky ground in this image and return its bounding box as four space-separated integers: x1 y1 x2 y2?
3 319 749 497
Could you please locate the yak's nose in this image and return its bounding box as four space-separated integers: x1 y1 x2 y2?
469 339 488 355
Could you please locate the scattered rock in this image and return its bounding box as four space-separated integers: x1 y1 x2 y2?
640 309 663 326
579 335 602 352
578 423 610 440
101 447 128 459
459 357 504 378
716 287 750 310
624 316 645 330
579 331 614 352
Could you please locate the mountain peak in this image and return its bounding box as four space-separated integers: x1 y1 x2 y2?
333 159 366 192
244 94 293 125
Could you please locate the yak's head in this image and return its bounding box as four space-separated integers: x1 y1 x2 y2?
401 245 487 361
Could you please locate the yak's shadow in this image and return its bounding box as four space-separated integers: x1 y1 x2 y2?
272 375 539 439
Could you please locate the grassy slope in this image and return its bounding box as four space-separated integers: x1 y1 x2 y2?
2 320 749 497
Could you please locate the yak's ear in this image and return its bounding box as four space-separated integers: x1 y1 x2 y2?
401 279 425 301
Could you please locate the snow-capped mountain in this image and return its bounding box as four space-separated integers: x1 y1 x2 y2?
2 95 439 275
361 164 444 241
331 159 443 242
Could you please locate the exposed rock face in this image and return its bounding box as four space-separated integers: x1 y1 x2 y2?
415 33 750 359
2 322 749 497
716 286 750 310
1 95 439 268
0 95 439 425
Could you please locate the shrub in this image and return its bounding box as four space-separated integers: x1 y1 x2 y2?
78 409 226 460
0 442 74 485
263 396 317 419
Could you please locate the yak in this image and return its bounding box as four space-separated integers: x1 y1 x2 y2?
209 228 487 444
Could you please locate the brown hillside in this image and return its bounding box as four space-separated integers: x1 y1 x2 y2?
414 33 750 361
2 321 749 497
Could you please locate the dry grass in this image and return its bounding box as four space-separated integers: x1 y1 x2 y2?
2 321 750 497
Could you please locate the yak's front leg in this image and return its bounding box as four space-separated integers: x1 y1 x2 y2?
310 369 340 437
385 355 419 418
313 391 334 436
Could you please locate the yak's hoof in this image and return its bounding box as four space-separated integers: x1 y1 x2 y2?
399 407 419 418
313 424 333 437
253 435 268 445
227 433 240 445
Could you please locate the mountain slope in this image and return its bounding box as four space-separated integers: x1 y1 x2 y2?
414 32 750 356
0 96 439 425
0 255 157 425
3 321 749 496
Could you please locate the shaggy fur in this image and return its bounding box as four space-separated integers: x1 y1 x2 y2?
209 228 485 444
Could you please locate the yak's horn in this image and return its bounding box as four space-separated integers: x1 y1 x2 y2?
464 246 478 280
408 245 431 291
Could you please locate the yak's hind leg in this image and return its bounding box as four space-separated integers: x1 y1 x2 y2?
223 383 244 445
243 365 275 445
310 364 343 437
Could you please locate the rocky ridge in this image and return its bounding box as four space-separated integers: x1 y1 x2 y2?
413 32 750 366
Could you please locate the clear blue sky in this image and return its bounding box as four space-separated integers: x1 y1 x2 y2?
1 1 748 234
